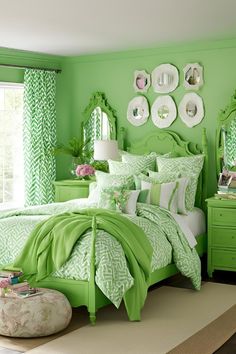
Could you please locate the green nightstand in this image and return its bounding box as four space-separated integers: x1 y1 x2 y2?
206 197 236 277
54 179 94 202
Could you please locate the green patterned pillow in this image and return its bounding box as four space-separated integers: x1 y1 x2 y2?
156 155 204 211
95 171 134 189
98 187 140 215
121 152 158 172
108 160 142 175
141 179 179 213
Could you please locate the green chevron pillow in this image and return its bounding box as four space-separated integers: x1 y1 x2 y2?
156 155 204 211
121 152 158 172
141 179 179 213
108 160 144 175
98 187 140 215
121 151 173 172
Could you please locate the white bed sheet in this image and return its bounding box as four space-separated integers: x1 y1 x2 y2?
177 207 206 237
170 207 206 249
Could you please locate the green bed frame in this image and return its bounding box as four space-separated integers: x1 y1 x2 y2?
32 128 209 324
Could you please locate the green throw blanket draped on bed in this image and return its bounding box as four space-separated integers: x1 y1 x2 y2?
13 208 153 321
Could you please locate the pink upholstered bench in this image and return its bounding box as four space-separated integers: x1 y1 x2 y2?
0 288 72 337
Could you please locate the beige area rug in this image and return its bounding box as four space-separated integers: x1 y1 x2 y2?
23 282 236 354
168 304 236 354
0 307 89 352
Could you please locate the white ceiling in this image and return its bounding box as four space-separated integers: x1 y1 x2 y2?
1 0 236 56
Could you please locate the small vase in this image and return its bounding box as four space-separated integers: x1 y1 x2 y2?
70 158 81 178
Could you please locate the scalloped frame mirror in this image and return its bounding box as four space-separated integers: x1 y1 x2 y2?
216 90 236 175
183 63 203 90
82 92 117 143
133 70 151 93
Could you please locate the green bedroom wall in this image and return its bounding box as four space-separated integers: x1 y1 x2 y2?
57 38 236 197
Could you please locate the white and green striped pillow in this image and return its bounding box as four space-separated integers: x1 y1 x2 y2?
141 180 179 213
147 171 189 214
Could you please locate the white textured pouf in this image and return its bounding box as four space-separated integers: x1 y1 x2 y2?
0 288 72 337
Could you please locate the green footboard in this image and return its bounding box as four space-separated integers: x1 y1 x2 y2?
32 233 207 324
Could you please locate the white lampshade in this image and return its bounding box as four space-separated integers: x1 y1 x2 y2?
94 140 119 161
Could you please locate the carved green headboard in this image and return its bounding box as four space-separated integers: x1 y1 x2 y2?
216 90 236 176
120 128 208 211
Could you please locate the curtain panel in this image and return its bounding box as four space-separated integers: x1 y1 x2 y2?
23 69 56 206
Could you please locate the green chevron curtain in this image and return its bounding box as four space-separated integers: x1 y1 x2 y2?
225 115 236 167
23 69 57 206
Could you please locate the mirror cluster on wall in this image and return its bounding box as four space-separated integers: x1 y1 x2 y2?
128 62 204 129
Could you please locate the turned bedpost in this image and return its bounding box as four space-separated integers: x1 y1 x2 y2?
88 216 97 325
201 128 208 213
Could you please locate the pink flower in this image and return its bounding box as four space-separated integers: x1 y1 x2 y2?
0 278 10 289
75 164 95 177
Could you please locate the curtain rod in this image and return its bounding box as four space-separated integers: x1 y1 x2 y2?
0 63 62 73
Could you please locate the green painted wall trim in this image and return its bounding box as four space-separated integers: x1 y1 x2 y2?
62 37 236 64
0 47 63 71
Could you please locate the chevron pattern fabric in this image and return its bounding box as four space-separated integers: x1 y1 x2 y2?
23 69 57 206
225 117 236 167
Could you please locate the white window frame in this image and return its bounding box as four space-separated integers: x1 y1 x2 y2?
0 82 24 211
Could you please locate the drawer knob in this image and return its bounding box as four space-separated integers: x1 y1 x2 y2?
232 236 235 239
232 257 236 261
219 213 222 217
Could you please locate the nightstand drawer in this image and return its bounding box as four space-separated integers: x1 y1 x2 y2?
212 208 236 226
211 227 236 247
212 249 236 268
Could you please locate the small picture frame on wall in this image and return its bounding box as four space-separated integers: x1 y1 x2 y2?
133 70 151 93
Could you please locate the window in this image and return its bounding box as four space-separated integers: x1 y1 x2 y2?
0 83 24 210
